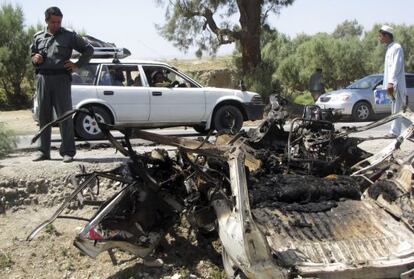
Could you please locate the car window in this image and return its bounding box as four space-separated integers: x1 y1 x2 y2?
142 65 196 88
346 75 383 89
406 76 414 88
98 64 142 87
72 64 98 85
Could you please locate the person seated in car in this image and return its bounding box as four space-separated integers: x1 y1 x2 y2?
125 71 134 86
99 69 124 86
151 71 172 87
111 69 125 86
132 76 142 86
71 72 83 84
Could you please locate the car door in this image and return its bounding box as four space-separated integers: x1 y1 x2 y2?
371 75 394 113
71 63 99 108
96 64 150 123
406 75 414 111
142 65 206 123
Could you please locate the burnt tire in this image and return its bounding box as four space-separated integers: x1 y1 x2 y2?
213 105 243 133
75 106 112 140
352 101 373 122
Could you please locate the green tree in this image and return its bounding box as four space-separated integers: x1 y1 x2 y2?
392 25 414 72
261 27 293 72
275 32 368 93
276 55 302 93
0 4 34 109
156 0 295 74
333 19 363 39
328 37 367 89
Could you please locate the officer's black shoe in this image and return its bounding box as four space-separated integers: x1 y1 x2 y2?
32 153 50 162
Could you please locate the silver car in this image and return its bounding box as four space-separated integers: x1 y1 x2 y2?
316 73 414 121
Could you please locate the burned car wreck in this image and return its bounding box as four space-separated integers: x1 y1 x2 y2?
27 96 414 278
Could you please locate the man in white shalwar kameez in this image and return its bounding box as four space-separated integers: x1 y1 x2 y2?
378 25 410 137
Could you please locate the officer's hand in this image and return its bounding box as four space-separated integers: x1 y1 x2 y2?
32 53 43 65
64 60 78 71
387 83 395 101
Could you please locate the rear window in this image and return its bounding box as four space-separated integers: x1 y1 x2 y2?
98 64 142 87
406 75 414 88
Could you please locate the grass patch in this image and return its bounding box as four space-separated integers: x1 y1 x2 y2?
45 224 60 236
293 92 315 105
0 123 16 158
0 251 14 269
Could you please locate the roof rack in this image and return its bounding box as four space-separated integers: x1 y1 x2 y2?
71 35 131 59
72 47 131 59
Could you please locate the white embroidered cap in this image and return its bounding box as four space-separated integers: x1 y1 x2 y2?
380 25 394 35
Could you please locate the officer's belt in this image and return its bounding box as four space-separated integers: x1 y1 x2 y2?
37 69 70 75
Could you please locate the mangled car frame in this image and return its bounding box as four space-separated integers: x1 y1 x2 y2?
28 96 414 278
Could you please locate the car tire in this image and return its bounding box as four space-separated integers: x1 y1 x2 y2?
75 106 112 140
352 101 373 122
213 105 243 133
193 124 210 135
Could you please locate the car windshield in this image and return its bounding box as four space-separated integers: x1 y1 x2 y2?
346 75 383 89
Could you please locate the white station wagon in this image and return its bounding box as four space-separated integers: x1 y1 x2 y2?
34 53 264 140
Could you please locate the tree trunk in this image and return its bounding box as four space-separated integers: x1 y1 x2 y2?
238 0 262 74
4 82 28 109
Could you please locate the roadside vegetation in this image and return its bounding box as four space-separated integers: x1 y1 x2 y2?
0 123 16 158
0 250 13 270
241 20 414 101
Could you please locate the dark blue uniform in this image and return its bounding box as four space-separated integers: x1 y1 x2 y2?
31 27 93 158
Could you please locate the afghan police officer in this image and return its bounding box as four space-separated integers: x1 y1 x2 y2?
31 7 93 163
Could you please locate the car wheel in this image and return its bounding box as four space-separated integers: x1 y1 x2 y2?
352 101 372 122
213 105 243 133
193 124 210 135
75 106 112 140
222 249 247 279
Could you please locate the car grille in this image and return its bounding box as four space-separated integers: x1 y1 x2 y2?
319 97 331 102
251 95 263 105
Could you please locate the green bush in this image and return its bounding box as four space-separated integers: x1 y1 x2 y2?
293 92 315 105
244 60 275 99
0 123 16 158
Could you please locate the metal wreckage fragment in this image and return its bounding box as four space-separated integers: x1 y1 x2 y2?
28 96 414 278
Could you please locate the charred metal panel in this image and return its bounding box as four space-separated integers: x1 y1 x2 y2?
253 200 414 277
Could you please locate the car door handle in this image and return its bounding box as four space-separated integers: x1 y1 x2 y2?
152 91 162 96
103 91 114 95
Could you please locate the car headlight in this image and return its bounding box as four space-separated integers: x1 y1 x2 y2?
333 94 352 101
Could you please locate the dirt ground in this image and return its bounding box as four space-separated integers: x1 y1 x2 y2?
0 110 225 279
0 147 226 279
0 110 39 136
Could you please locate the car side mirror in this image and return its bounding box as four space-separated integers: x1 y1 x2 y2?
374 84 383 90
